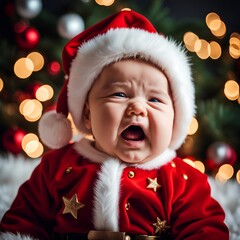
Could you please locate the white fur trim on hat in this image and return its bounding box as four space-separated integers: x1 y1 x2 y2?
68 28 195 150
38 111 72 149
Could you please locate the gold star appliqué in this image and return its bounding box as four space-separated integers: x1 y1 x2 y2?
146 177 161 192
62 194 85 219
153 217 170 234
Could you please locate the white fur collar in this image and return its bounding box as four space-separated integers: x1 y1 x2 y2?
93 158 125 231
74 138 176 230
73 137 176 170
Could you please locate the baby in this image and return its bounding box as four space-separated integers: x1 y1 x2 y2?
0 10 229 240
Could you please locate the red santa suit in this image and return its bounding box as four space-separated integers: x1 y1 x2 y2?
0 138 229 240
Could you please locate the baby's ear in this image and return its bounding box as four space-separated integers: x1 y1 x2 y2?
82 102 91 130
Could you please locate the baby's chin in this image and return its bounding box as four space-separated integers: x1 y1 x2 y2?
116 152 156 165
93 141 159 164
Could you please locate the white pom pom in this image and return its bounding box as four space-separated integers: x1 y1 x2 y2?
38 111 72 149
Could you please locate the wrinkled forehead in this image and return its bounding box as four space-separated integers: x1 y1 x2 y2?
87 57 172 102
98 57 172 93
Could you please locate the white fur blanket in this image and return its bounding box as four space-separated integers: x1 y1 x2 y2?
0 154 239 239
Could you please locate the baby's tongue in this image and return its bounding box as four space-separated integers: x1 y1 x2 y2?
121 126 144 141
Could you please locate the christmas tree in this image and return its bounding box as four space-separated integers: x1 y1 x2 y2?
0 0 239 183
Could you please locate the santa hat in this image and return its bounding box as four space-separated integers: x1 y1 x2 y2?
38 9 195 150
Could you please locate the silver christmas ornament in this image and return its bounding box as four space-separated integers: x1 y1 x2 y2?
57 13 85 39
16 0 42 19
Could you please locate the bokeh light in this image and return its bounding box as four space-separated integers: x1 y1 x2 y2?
183 31 222 60
211 21 226 38
27 52 44 71
206 12 220 29
95 0 114 6
209 19 222 31
215 172 227 184
121 8 131 11
188 117 199 135
22 133 44 158
183 32 199 52
209 41 222 59
183 158 205 173
218 164 234 180
36 84 54 102
195 39 211 59
183 158 195 167
224 80 239 101
19 99 34 116
206 12 226 38
229 33 240 59
236 170 240 184
19 99 43 122
48 61 61 75
22 133 39 151
194 161 205 173
14 57 34 79
0 78 4 92
215 164 234 183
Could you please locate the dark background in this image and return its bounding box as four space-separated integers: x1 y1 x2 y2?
162 0 240 33
1 0 239 36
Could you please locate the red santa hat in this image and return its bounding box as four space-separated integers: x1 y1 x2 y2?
38 9 195 150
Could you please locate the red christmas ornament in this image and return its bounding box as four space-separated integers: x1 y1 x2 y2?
15 22 40 50
2 128 26 154
206 141 237 170
48 61 61 75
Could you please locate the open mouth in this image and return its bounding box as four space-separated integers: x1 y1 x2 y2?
121 125 145 141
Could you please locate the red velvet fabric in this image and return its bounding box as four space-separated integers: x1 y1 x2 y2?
62 10 157 75
0 144 229 239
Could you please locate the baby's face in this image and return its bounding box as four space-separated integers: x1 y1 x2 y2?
84 59 174 164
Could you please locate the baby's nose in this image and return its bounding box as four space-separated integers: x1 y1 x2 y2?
126 101 147 117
